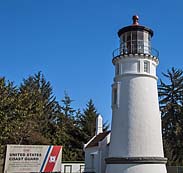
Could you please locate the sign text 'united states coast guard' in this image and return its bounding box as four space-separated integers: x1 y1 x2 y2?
4 145 62 173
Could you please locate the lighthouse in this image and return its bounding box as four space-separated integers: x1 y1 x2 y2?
105 16 167 173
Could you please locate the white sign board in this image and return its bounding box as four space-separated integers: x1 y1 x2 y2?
4 145 62 173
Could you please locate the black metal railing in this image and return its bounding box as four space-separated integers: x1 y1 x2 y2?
112 44 159 58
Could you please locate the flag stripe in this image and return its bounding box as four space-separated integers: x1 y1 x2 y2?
43 146 61 172
40 145 52 172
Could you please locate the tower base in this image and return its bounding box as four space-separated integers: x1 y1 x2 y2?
106 164 167 173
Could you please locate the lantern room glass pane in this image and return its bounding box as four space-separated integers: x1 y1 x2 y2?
132 41 137 53
144 32 149 42
120 30 152 55
122 34 125 42
138 41 144 53
137 31 143 40
127 32 131 42
132 31 137 41
144 32 150 54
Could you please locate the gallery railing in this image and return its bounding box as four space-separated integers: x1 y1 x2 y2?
112 43 159 58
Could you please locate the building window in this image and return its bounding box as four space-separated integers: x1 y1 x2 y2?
64 165 72 173
80 165 85 173
144 61 150 73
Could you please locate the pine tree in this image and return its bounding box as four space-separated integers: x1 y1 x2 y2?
158 67 183 165
79 99 98 141
12 72 59 145
0 77 17 158
58 93 83 161
77 99 109 143
0 73 110 162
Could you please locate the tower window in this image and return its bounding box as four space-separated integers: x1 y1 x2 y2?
144 61 150 73
113 88 117 105
112 83 120 108
115 63 120 75
137 61 140 73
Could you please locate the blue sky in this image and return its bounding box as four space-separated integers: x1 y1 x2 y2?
0 0 182 123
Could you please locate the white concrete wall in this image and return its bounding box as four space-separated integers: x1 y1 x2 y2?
114 56 158 78
106 164 167 173
110 75 164 157
84 147 99 173
107 55 166 173
99 134 110 173
110 56 163 157
84 134 110 173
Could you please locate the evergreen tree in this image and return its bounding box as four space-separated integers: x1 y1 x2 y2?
0 78 17 158
58 93 83 161
0 72 109 162
79 99 98 142
12 72 59 145
158 67 183 165
77 99 109 143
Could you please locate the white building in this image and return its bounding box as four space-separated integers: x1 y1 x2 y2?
84 16 167 173
84 115 110 173
62 162 85 173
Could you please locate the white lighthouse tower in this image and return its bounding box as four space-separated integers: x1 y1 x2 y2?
105 16 167 173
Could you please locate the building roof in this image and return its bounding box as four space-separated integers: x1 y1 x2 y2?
85 131 111 148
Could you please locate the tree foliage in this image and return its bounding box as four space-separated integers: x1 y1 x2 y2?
11 72 59 145
77 99 99 142
77 99 109 143
158 67 183 165
0 78 17 158
0 72 109 161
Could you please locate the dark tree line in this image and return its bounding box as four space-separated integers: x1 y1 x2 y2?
158 67 183 165
0 72 109 161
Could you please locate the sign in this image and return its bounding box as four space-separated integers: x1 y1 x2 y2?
4 145 62 173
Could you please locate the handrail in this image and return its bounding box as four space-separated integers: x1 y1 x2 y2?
112 45 159 58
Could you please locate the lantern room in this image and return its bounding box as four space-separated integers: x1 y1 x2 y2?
116 15 155 56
